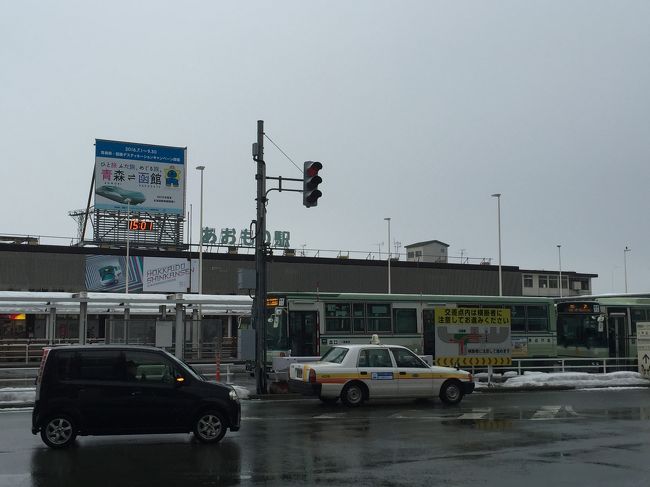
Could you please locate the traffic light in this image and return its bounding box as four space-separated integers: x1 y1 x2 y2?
303 161 323 208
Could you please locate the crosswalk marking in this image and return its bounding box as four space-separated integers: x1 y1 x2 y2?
458 408 492 420
531 405 562 420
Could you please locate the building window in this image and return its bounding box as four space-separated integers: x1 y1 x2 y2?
415 251 422 257
523 275 533 288
561 276 568 289
407 251 414 259
549 275 558 288
538 275 548 288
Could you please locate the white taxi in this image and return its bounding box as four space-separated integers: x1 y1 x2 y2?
288 340 475 407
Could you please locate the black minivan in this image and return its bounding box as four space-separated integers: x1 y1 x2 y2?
32 345 241 448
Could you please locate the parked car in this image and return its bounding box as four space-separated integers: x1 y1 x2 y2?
288 341 475 406
32 345 240 448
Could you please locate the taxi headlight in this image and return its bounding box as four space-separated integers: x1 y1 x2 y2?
229 389 239 402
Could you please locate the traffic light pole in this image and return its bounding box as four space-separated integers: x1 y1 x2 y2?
253 120 268 395
251 121 321 395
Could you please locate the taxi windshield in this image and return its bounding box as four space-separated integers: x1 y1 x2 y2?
320 347 348 364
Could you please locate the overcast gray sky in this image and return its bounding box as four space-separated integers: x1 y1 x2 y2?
2 0 649 294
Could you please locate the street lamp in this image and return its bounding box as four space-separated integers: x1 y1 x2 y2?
557 245 562 298
624 246 631 293
491 194 502 296
196 165 205 296
384 218 391 294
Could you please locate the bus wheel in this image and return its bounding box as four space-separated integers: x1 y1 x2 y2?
341 382 365 407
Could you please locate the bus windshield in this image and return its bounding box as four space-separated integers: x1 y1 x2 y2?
557 314 607 349
265 309 289 351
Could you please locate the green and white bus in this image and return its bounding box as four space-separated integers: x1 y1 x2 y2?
556 294 650 358
265 292 557 360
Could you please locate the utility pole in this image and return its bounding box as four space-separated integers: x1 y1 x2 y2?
253 120 268 395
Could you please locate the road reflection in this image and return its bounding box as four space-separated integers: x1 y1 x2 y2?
30 436 242 487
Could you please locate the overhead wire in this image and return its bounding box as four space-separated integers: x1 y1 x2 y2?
264 133 302 174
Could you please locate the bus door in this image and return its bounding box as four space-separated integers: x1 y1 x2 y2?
422 309 436 357
288 311 319 357
608 312 628 358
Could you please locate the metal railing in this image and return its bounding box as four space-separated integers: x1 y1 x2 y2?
471 357 638 376
0 363 244 387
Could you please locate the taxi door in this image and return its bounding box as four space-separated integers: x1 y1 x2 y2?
356 348 398 397
389 347 433 397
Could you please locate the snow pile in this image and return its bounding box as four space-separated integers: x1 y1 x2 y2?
501 371 650 389
0 387 35 404
231 385 250 400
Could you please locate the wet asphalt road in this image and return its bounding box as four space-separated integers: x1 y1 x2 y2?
1 388 650 487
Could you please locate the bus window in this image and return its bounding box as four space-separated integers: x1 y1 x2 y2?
393 309 417 334
527 305 548 332
325 303 351 333
352 303 365 333
510 305 526 332
367 304 391 332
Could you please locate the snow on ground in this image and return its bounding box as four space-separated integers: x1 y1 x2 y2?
1 372 648 406
474 371 650 390
0 387 35 405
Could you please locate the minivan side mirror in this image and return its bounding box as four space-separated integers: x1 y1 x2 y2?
174 373 186 386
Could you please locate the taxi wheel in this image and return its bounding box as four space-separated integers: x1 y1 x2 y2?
341 382 365 407
319 395 339 404
439 380 463 405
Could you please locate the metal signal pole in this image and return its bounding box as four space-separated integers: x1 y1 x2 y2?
253 120 268 394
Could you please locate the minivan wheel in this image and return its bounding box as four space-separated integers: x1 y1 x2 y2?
41 415 77 449
193 410 227 444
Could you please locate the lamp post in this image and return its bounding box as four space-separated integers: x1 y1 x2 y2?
624 246 631 293
196 165 205 296
125 198 131 294
384 217 391 294
491 193 502 296
557 244 562 298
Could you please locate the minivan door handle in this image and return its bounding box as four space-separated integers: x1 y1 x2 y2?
360 371 368 375
130 391 141 396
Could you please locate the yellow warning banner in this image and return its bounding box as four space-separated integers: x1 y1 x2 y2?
435 307 511 325
436 356 512 367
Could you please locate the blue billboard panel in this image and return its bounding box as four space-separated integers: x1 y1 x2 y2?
94 139 186 215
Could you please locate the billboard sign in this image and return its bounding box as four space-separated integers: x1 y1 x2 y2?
434 307 512 366
86 255 198 293
94 139 186 215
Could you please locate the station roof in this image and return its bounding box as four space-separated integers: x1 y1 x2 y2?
0 292 252 315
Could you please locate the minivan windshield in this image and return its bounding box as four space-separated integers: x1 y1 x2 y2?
165 352 205 381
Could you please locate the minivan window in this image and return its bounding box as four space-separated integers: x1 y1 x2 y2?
56 350 122 382
124 351 177 384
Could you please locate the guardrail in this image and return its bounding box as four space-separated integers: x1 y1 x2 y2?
0 363 244 387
